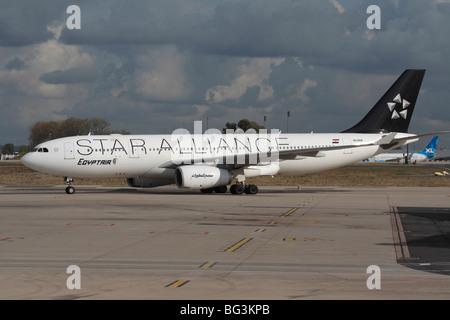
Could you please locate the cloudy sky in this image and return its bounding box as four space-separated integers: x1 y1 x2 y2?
1 0 449 149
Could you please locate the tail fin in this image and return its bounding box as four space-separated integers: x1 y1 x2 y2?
343 69 425 133
418 136 438 158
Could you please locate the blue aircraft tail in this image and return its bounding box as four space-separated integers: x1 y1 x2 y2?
416 136 438 159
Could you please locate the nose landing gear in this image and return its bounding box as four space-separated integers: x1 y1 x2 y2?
64 177 75 194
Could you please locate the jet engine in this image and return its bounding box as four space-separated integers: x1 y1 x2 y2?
175 165 232 189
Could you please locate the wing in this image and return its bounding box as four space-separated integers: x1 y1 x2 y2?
157 133 405 170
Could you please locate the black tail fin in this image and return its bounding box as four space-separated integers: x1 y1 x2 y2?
343 69 425 133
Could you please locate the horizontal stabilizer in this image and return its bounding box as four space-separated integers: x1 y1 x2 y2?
392 131 450 144
375 132 397 145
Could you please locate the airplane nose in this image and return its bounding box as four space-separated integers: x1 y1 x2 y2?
21 152 39 171
20 153 31 166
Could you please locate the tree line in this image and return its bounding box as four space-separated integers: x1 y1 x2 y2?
223 119 265 133
28 117 130 149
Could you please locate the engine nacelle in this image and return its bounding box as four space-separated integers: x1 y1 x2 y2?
175 165 232 189
127 177 173 188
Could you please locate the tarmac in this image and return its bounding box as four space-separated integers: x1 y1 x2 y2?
0 184 449 300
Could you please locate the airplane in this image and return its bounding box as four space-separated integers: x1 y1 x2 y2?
362 136 438 163
362 151 406 163
21 69 449 195
409 135 438 163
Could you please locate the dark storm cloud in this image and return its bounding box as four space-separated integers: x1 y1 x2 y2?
39 67 99 84
0 1 68 47
59 0 214 46
187 1 350 58
1 0 450 147
58 0 349 59
5 57 27 70
56 0 450 73
198 0 450 73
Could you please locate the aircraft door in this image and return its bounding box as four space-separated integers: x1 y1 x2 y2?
343 138 353 154
64 142 75 159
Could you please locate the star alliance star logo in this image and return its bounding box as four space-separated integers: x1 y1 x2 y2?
387 93 410 120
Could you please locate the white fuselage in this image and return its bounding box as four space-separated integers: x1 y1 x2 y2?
364 152 406 163
409 153 429 162
21 132 413 185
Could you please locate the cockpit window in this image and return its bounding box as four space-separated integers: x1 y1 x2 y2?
37 148 49 153
31 148 38 152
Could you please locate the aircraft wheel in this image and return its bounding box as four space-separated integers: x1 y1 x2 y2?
65 186 75 194
245 184 258 194
230 184 244 195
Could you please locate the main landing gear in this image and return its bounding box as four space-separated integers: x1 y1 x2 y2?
64 177 75 194
230 182 258 195
200 182 259 195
